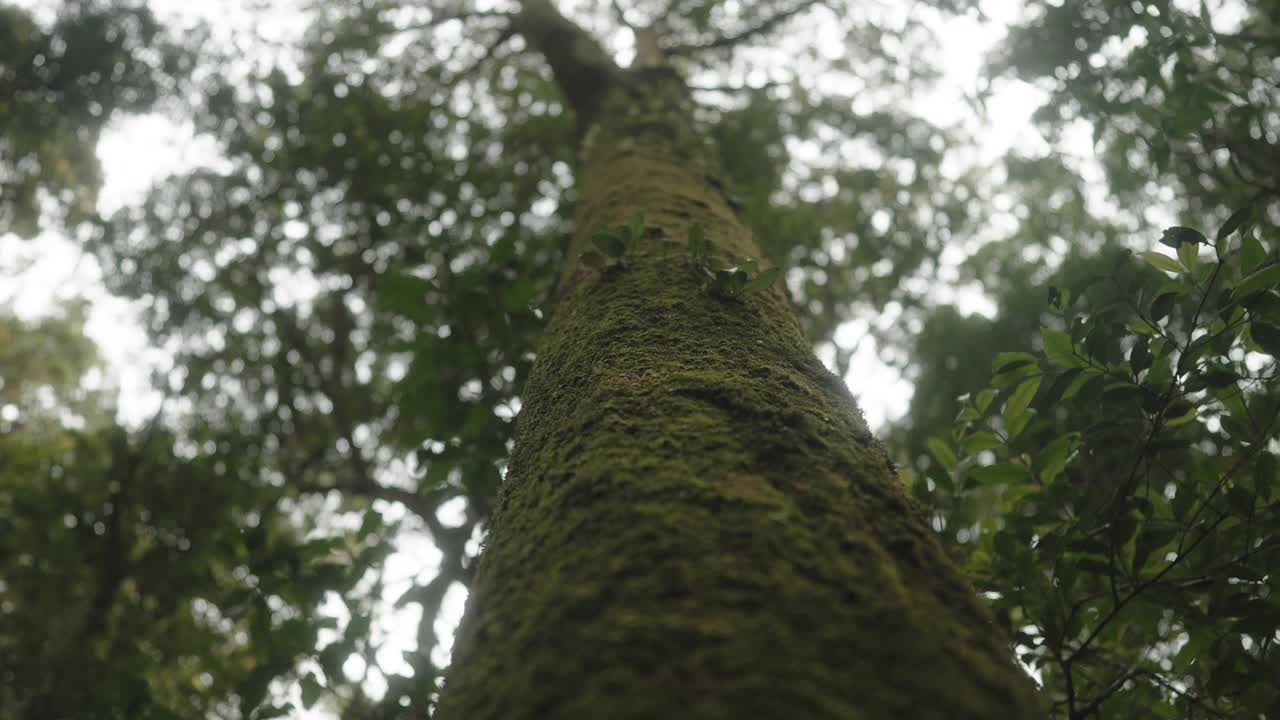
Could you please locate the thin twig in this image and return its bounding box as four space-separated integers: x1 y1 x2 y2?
610 0 638 31
667 0 828 54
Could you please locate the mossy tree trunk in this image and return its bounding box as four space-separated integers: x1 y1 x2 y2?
436 3 1042 718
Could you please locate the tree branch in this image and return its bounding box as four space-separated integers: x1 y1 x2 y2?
511 0 620 125
1070 665 1138 719
447 25 518 84
611 0 638 31
668 0 828 55
409 9 513 31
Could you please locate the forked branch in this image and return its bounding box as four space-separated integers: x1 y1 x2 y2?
668 0 828 54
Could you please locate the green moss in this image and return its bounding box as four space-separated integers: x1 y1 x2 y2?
436 71 1042 720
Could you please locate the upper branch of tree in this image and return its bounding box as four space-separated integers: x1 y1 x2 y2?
446 24 519 86
512 0 620 125
667 0 828 55
688 79 784 93
610 0 639 32
413 9 514 31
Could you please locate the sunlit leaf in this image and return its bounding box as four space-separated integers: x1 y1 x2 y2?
1004 376 1041 423
1140 250 1186 274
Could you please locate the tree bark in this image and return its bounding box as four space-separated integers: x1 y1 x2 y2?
436 6 1042 719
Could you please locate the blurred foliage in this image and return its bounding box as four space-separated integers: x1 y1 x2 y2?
0 306 382 720
994 0 1279 221
0 0 186 236
1 0 1278 718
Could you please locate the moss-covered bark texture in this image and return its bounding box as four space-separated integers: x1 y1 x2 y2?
436 69 1041 720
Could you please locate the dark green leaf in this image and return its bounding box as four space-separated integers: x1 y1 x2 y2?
1235 264 1280 297
974 388 996 414
1250 321 1280 357
1044 368 1083 404
743 266 782 293
1152 293 1177 324
1041 327 1083 368
963 430 1005 454
593 231 627 258
1005 376 1041 423
501 279 538 312
1241 233 1266 271
1130 335 1151 374
970 462 1029 486
300 673 323 710
927 437 958 471
1035 432 1080 484
1201 367 1239 388
1256 452 1276 501
993 352 1038 375
688 223 708 260
1217 205 1253 243
1159 226 1207 248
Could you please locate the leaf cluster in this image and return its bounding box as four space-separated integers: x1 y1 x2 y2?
686 222 782 298
921 211 1280 718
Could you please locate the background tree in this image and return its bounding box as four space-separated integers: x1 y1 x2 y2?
0 0 183 237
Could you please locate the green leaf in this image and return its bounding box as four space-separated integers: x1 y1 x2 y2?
1159 226 1207 248
1041 327 1083 368
974 388 996 414
592 231 626 258
1164 400 1198 427
1006 409 1033 438
1130 335 1151 374
743 266 782 294
688 223 708 260
580 249 607 269
378 272 436 323
964 430 1005 454
1034 430 1075 481
992 352 1038 375
1202 367 1239 388
1061 369 1099 401
1150 291 1178 322
1235 263 1280 298
1140 250 1187 274
970 462 1029 486
709 268 750 297
300 673 323 710
1133 526 1179 575
1005 376 1041 423
927 437 958 471
627 212 644 245
1241 233 1265 272
1250 321 1280 357
1220 414 1253 441
1177 241 1199 270
500 279 538 312
1256 451 1276 501
1243 290 1280 323
1217 205 1253 243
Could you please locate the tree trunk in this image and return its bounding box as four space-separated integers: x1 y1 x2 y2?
436 7 1041 719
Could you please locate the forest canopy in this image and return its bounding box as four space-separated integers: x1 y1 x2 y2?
1 0 1278 718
